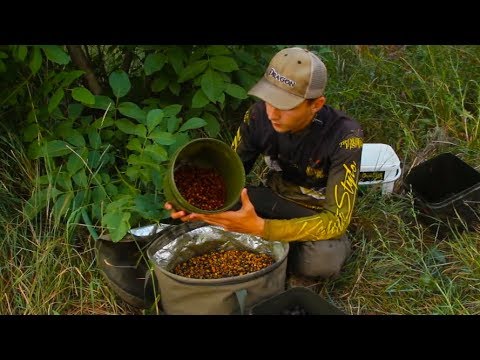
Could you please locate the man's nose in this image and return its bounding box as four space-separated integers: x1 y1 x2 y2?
266 103 281 120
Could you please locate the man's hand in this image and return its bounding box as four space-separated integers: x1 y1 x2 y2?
164 202 191 222
164 188 265 237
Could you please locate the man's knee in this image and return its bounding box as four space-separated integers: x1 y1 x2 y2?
295 256 343 279
289 235 351 279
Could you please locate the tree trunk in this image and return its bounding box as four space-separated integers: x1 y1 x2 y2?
66 45 103 95
122 49 134 73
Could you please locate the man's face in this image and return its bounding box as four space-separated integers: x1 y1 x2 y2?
265 98 325 133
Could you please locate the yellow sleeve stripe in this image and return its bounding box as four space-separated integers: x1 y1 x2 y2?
232 128 242 151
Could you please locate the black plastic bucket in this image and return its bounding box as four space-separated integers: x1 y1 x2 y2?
405 153 480 230
250 287 345 315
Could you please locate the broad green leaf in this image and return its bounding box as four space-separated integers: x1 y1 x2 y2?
169 82 180 96
235 50 257 66
202 112 221 138
61 70 85 87
53 192 74 222
0 51 7 59
127 154 157 168
144 53 167 75
91 189 105 220
149 129 176 145
201 69 224 102
48 88 64 113
73 169 88 187
218 71 231 82
68 103 84 120
138 168 154 184
23 123 40 142
54 119 74 136
91 173 103 186
137 168 153 183
27 142 42 159
109 70 131 98
101 173 110 183
107 194 134 212
144 144 168 162
218 92 225 105
73 190 87 209
206 45 231 56
126 165 141 181
92 186 106 204
92 116 114 129
151 169 165 189
225 83 248 99
191 47 206 61
105 183 118 197
142 98 161 108
103 211 131 242
88 129 101 150
209 56 239 72
67 152 85 175
64 129 86 148
50 187 63 201
51 71 65 86
17 46 28 61
105 195 133 213
146 109 164 133
167 47 186 75
88 150 102 169
118 102 146 123
25 188 49 219
151 74 169 92
116 118 137 135
192 89 210 108
42 140 72 158
56 172 73 191
178 60 208 83
236 69 258 90
51 107 64 120
163 104 182 117
72 87 95 105
178 117 207 132
134 124 147 138
27 109 36 124
135 194 162 219
28 46 42 74
41 45 70 65
167 117 181 133
126 138 143 153
168 132 190 156
0 60 5 73
116 119 147 138
101 152 115 166
87 95 114 111
42 81 54 98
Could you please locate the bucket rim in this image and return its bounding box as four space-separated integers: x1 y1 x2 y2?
166 137 246 214
146 223 289 286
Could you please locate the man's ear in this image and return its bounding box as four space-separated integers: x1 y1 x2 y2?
311 96 326 113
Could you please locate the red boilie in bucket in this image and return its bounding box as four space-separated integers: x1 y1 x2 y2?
174 165 226 211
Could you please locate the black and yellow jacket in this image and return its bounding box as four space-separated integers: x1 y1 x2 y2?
232 101 364 242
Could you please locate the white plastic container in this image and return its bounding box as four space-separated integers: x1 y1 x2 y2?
359 143 401 194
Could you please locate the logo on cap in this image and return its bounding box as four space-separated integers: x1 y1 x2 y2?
268 67 296 88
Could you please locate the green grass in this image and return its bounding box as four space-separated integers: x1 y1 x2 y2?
1 45 480 314
317 188 480 315
0 129 139 315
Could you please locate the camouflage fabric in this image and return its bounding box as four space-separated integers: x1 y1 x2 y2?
233 101 364 242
